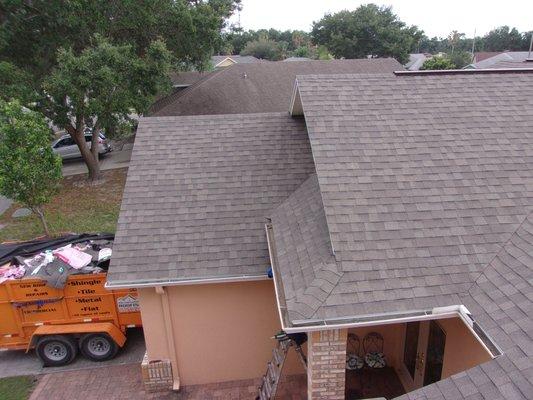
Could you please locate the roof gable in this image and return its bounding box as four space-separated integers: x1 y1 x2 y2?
276 71 533 322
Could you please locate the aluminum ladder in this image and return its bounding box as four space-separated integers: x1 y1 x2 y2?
256 332 307 400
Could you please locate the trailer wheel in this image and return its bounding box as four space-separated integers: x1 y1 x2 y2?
80 333 119 361
36 335 78 367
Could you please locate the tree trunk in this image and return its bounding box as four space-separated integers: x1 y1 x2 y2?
90 122 100 165
34 206 50 237
66 126 101 181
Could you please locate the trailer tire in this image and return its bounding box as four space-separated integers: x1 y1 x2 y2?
36 335 78 367
80 333 119 361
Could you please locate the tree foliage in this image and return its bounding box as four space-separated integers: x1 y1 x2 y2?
418 26 532 54
0 0 239 180
482 26 527 51
311 4 423 64
220 27 312 55
240 37 284 60
0 101 62 236
448 51 472 69
41 37 172 180
420 56 456 70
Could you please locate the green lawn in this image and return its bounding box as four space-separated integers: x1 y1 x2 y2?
0 168 127 242
0 376 37 400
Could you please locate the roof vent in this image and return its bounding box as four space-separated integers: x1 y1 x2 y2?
243 72 248 79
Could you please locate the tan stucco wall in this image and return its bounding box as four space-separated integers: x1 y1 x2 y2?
139 280 304 386
437 317 492 379
347 317 492 392
347 323 404 368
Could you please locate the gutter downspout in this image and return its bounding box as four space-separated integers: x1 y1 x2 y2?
155 286 180 391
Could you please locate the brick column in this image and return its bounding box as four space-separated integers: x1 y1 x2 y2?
307 329 347 400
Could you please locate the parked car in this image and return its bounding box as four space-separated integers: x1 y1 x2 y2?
52 133 112 160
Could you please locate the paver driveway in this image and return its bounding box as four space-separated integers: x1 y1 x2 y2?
29 363 306 400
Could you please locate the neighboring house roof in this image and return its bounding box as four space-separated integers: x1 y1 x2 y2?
485 60 533 69
405 53 428 70
150 59 404 116
468 51 531 69
273 71 533 324
211 55 261 67
107 113 315 287
169 71 214 87
473 51 502 63
283 57 311 62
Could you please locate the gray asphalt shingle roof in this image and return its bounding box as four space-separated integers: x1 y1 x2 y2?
469 51 532 69
398 212 533 399
270 174 342 321
107 113 315 286
150 59 403 116
271 71 533 322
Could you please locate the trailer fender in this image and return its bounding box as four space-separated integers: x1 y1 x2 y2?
27 322 126 352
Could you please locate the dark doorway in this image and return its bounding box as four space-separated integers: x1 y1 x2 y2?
403 321 420 379
423 321 446 386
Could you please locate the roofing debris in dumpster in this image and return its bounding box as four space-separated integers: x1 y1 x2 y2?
0 233 114 289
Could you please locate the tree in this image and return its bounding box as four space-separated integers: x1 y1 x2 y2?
41 37 172 181
311 4 423 63
447 30 465 54
0 0 239 180
482 26 525 51
448 51 472 68
240 37 283 60
219 27 312 56
420 56 456 70
0 101 62 236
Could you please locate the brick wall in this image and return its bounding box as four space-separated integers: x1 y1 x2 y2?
307 329 348 400
141 352 174 392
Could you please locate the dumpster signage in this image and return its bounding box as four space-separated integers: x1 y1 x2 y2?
1 273 142 351
116 294 140 313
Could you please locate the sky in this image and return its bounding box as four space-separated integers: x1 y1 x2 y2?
229 0 533 38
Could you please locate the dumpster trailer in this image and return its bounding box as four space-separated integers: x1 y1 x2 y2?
0 235 142 366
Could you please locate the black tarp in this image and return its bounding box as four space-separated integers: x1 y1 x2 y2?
0 233 114 265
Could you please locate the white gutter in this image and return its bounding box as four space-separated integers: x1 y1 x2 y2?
455 305 503 358
283 308 458 334
156 286 180 391
105 273 268 290
265 224 289 334
266 223 501 359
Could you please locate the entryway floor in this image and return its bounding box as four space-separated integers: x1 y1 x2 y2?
345 366 406 400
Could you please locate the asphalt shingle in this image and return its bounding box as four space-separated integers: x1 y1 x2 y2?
275 71 533 321
397 212 533 399
107 113 315 286
150 59 403 116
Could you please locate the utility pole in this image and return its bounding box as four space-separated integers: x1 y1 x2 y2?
471 29 476 63
528 33 533 59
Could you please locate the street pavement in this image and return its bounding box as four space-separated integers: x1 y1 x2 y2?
0 328 145 378
61 144 133 177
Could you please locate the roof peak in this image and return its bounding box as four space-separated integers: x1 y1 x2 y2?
395 68 533 76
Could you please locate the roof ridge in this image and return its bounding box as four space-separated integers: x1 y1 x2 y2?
463 209 533 296
149 67 229 115
395 68 533 76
